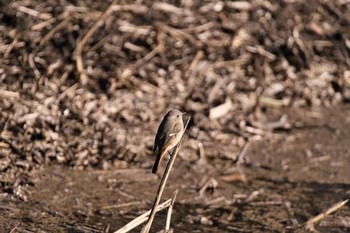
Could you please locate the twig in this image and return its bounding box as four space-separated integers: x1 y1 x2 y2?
188 51 204 72
233 140 249 165
124 42 147 54
104 224 110 233
322 1 350 24
141 117 191 233
9 224 19 233
183 22 215 33
15 5 52 20
165 190 178 231
284 201 299 226
74 1 117 56
162 24 195 42
31 17 56 31
133 44 164 69
0 89 20 99
246 46 276 61
114 198 172 233
28 53 41 79
74 2 149 84
131 26 165 72
199 178 218 197
213 53 251 68
74 0 117 85
304 199 348 231
209 99 233 119
100 201 141 210
4 34 19 59
111 4 149 14
152 2 184 15
55 83 78 103
249 200 283 206
40 15 71 46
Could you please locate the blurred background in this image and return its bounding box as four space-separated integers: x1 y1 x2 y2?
1 0 350 232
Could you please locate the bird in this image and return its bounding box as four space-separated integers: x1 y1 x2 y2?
152 110 185 174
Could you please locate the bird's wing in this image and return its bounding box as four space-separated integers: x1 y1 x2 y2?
162 122 183 146
154 122 182 153
156 134 176 152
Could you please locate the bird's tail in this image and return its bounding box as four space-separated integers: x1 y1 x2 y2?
152 148 167 174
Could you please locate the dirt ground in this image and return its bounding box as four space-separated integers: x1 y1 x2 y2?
1 0 350 232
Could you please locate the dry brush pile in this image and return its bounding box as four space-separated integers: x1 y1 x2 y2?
0 0 350 198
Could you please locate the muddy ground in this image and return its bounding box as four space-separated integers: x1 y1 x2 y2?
1 0 350 232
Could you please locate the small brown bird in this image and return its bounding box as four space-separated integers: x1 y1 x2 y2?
152 110 185 174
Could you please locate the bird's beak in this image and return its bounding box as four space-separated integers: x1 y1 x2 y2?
182 112 187 115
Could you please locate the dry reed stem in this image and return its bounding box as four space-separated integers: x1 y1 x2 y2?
305 199 348 231
141 116 191 233
165 190 178 231
114 198 172 233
